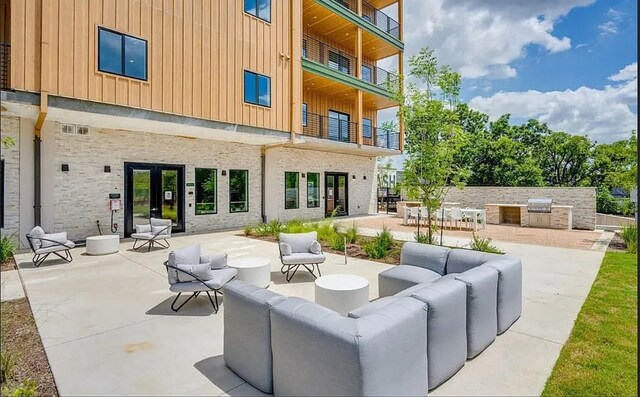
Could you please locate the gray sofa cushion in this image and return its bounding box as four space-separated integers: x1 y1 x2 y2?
41 232 69 248
271 296 428 396
348 296 397 318
150 218 172 235
401 242 451 275
175 263 213 282
279 242 292 256
279 232 316 253
28 226 46 249
223 281 286 394
446 249 503 274
135 224 151 233
453 265 498 358
408 278 467 389
167 244 201 284
485 258 523 334
378 265 441 297
281 252 326 265
201 252 227 270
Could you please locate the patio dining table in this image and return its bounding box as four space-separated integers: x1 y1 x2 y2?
461 208 486 231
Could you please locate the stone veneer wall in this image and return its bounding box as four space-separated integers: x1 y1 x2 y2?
264 147 377 222
444 186 596 230
1 116 21 241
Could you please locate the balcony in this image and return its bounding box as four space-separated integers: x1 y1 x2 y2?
302 112 358 144
330 0 400 40
302 35 399 95
362 125 400 150
0 43 9 90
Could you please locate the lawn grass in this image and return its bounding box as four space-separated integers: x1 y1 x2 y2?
542 251 638 397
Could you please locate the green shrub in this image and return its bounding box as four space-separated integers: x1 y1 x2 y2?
619 199 637 217
362 241 387 259
283 219 314 234
0 351 15 384
0 235 16 263
314 222 339 243
469 233 504 254
596 189 620 214
329 234 346 251
6 379 38 397
253 222 270 237
344 223 359 244
620 225 637 254
243 225 253 236
363 226 395 259
414 231 435 244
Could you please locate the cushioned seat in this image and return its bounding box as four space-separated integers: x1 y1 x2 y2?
34 241 76 254
278 232 326 281
132 218 172 251
378 265 442 297
130 232 170 240
169 268 238 292
280 252 326 265
26 226 75 267
223 281 287 394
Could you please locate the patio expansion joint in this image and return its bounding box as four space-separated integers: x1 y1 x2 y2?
217 381 250 396
116 252 167 278
507 329 565 346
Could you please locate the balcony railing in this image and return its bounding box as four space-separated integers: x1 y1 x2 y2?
303 35 358 78
302 112 358 144
331 0 400 40
361 0 400 39
0 43 9 90
362 61 399 92
362 126 400 150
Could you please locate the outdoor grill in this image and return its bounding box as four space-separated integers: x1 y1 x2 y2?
527 198 553 213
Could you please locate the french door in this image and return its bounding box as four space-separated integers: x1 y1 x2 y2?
328 110 350 142
124 163 185 236
325 172 348 217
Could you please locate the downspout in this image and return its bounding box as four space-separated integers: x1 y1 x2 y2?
34 0 50 226
261 146 266 223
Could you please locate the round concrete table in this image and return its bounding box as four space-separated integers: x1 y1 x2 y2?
85 235 120 255
314 274 370 316
228 257 271 288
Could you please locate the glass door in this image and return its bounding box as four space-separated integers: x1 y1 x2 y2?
125 163 185 236
328 110 350 142
325 172 348 217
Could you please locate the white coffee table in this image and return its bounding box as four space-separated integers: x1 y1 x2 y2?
228 257 271 288
315 274 370 316
86 235 120 255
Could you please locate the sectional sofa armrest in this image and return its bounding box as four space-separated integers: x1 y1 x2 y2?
484 258 523 334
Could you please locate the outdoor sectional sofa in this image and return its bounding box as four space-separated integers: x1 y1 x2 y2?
221 243 522 395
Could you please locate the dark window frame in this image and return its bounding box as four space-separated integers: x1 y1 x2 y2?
98 26 148 81
244 0 271 23
328 50 351 74
362 118 373 139
195 168 218 216
229 169 249 213
243 70 271 107
284 172 300 210
302 103 308 127
307 172 320 208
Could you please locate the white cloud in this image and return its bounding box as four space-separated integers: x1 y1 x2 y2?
400 0 594 79
467 63 638 143
598 8 624 35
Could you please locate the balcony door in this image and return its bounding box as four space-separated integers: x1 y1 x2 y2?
124 162 185 236
325 172 348 217
328 110 350 142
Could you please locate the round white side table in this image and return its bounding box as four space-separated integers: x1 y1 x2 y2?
86 235 120 255
314 274 370 316
228 257 271 288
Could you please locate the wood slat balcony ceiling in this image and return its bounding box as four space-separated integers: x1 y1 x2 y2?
367 0 398 9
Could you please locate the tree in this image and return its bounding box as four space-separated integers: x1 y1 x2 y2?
539 131 593 186
399 48 469 244
590 131 637 192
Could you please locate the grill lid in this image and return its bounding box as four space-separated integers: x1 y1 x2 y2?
527 198 553 213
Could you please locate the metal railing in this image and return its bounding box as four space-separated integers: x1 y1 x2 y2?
333 0 358 13
302 112 358 144
303 35 358 78
0 43 9 90
361 0 400 39
362 61 399 92
362 126 400 150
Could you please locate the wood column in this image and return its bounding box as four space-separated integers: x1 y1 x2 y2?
290 0 303 140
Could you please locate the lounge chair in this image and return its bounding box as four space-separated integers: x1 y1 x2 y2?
278 231 326 282
25 226 75 267
132 217 172 251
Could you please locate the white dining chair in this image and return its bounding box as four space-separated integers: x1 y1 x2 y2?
435 208 449 229
450 207 466 230
408 207 420 225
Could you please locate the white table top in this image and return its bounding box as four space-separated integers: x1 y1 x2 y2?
228 257 271 269
86 235 120 240
315 274 369 291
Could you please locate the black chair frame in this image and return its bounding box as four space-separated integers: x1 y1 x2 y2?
278 243 323 282
163 261 234 313
133 224 171 252
25 234 74 267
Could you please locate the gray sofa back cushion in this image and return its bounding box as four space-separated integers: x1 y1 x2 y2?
279 231 317 254
401 242 451 275
446 249 503 274
223 281 286 394
271 296 428 396
485 258 523 334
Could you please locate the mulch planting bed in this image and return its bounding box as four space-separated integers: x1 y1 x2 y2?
607 233 628 252
0 256 17 272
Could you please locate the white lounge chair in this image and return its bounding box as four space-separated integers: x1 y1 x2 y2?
26 226 75 267
278 231 326 282
132 218 172 251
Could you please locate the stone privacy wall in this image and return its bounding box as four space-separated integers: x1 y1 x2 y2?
444 186 596 230
53 126 263 240
0 116 21 241
264 147 377 222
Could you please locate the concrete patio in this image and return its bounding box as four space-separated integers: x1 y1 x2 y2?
13 230 604 396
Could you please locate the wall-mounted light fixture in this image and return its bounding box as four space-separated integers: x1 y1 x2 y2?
104 166 111 173
301 173 306 178
221 170 227 176
363 175 367 180
61 164 69 172
352 175 356 179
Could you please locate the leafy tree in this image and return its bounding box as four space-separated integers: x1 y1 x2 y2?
590 131 637 192
538 131 593 186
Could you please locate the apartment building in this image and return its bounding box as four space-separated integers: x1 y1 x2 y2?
0 0 403 245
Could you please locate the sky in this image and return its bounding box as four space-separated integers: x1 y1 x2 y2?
379 0 638 167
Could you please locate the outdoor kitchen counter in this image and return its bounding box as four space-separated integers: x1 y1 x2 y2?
485 204 573 230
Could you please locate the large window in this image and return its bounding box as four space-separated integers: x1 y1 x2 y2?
229 170 249 213
302 103 308 127
328 51 350 74
285 172 299 209
362 65 373 83
244 71 271 107
244 0 271 22
98 27 147 80
307 173 320 208
195 168 217 215
363 118 373 139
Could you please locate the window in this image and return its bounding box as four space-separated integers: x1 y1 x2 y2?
244 71 271 107
362 65 373 83
302 103 308 127
302 39 308 58
229 170 249 213
328 110 350 142
195 168 217 215
98 27 147 80
244 0 271 22
307 173 320 208
285 172 299 209
363 118 373 139
328 51 350 74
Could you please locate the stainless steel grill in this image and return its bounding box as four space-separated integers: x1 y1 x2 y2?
527 198 552 213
